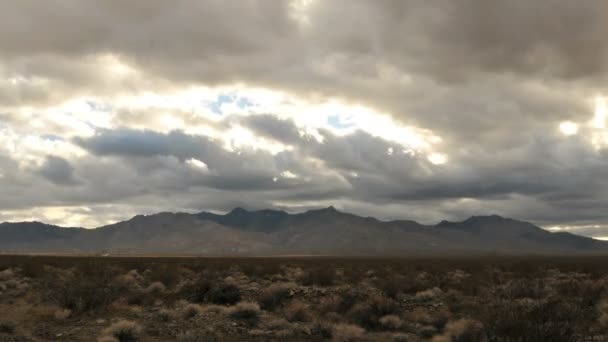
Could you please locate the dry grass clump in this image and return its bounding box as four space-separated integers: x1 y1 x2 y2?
379 315 403 330
115 270 144 290
347 295 398 330
416 287 443 300
142 281 166 294
432 318 486 342
227 302 262 325
285 300 313 322
183 303 205 318
407 307 451 329
101 320 142 342
259 282 296 310
320 291 361 316
54 308 72 320
597 299 608 329
332 323 365 341
0 268 15 281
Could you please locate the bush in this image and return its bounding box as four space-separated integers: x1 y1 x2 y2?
259 282 295 311
207 282 241 305
143 281 166 294
312 321 334 339
299 268 335 286
176 329 219 342
432 319 486 342
332 323 365 341
285 300 313 322
158 309 173 322
0 321 16 334
178 278 213 303
0 268 15 281
347 295 398 330
183 304 204 319
227 302 261 325
54 309 71 320
379 315 403 330
44 274 118 312
102 320 142 342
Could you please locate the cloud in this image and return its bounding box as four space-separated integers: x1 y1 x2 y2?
37 155 79 185
1 1 608 236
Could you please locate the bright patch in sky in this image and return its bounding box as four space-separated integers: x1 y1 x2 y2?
559 121 579 136
593 96 607 129
186 158 209 172
427 153 447 165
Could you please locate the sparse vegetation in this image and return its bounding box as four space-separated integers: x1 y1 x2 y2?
227 302 261 325
0 320 16 334
101 320 142 342
1 255 608 340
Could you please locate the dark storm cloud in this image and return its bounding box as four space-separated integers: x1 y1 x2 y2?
37 155 78 186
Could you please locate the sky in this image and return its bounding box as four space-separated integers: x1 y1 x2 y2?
1 1 608 238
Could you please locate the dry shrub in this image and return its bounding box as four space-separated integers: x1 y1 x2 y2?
259 282 295 310
376 274 422 297
115 270 144 290
598 299 608 329
415 287 443 300
347 295 398 330
407 307 451 329
312 321 334 339
101 321 142 342
157 308 173 322
54 308 72 320
183 304 204 318
45 272 119 312
432 319 486 342
98 336 119 342
240 262 283 279
299 268 335 286
320 291 360 315
0 268 14 281
332 323 365 341
143 281 166 294
499 278 546 300
227 302 261 325
147 263 181 288
285 300 313 322
176 329 218 342
379 315 403 330
0 321 16 334
408 307 432 324
482 298 578 341
207 282 241 305
5 279 19 289
177 277 212 303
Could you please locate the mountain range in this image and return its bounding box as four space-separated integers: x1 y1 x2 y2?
0 207 606 255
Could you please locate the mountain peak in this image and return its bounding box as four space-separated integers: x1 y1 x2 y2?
228 207 249 215
306 206 341 215
465 214 506 222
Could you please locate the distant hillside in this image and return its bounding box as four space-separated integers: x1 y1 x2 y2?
1 208 606 255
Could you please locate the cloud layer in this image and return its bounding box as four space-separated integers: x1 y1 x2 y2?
2 1 608 237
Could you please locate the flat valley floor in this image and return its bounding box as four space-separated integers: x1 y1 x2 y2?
1 255 608 341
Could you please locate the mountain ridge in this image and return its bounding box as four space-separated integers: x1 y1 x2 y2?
1 208 606 255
